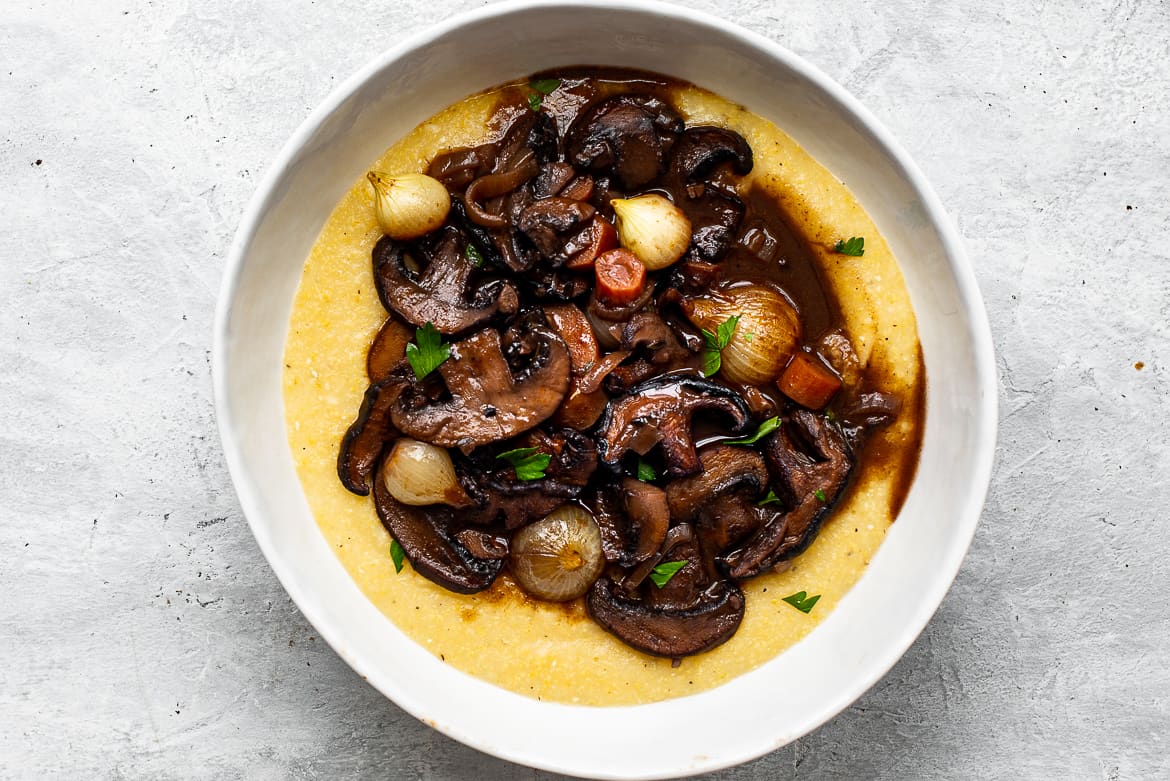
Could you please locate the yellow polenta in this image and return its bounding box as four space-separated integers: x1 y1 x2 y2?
282 82 922 706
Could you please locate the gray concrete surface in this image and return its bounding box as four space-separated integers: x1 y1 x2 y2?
2 0 1168 778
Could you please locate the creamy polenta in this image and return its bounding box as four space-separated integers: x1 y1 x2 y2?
282 74 922 706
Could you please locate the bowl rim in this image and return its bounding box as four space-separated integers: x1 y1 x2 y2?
213 0 998 776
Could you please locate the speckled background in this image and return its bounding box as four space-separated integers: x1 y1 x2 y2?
2 1 1167 778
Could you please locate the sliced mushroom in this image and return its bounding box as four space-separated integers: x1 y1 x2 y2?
458 466 582 530
665 444 768 521
517 197 597 260
337 375 408 496
455 112 558 269
366 316 412 382
545 303 614 429
621 478 671 564
681 188 745 262
665 444 770 573
429 142 497 190
454 528 510 560
373 227 518 334
670 126 753 182
587 561 745 657
532 162 578 200
566 94 684 189
596 374 752 477
391 324 570 450
721 410 854 578
373 460 504 593
589 477 671 568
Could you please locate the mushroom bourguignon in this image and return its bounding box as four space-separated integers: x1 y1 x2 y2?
337 72 903 659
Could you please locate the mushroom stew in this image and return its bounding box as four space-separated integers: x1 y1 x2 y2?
336 70 913 659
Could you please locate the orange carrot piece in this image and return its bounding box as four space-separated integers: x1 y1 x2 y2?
594 248 646 305
565 216 617 270
777 351 842 410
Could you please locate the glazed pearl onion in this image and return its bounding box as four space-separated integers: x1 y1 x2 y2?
381 438 471 507
510 505 605 601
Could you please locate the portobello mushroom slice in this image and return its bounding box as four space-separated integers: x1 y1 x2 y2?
596 374 752 477
590 478 671 568
366 316 412 383
566 94 684 190
337 374 409 496
665 444 771 572
391 324 571 450
517 197 596 261
669 126 754 182
722 410 854 578
373 459 503 594
680 187 745 263
587 523 745 657
373 227 518 335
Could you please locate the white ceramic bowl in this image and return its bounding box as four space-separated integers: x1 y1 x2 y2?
214 1 997 777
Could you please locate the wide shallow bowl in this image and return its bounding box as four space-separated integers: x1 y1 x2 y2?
213 1 997 777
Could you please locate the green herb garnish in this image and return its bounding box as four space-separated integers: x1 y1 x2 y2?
496 447 551 481
405 322 451 380
530 78 561 95
700 314 740 377
527 78 561 112
814 488 827 502
833 236 865 256
757 488 782 507
782 590 821 614
390 539 406 573
725 416 781 445
465 243 484 268
649 561 688 588
636 458 657 483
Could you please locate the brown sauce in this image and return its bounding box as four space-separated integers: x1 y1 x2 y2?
283 65 926 702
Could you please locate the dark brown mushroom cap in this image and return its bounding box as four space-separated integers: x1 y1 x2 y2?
566 94 684 189
596 374 752 477
372 228 518 335
337 375 408 496
680 188 746 262
721 410 854 578
670 126 754 182
517 197 596 260
428 142 497 191
459 471 580 530
620 311 690 366
391 325 571 450
591 478 671 567
586 573 745 658
373 460 504 594
665 444 768 521
366 316 412 383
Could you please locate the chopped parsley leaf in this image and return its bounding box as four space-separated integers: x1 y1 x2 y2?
834 236 865 256
649 561 688 588
405 322 450 380
700 314 740 377
782 591 821 613
496 447 551 481
757 488 782 507
725 416 781 445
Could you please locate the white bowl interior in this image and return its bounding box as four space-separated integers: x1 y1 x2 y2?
214 2 997 778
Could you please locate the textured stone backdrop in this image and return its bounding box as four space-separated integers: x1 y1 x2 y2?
2 0 1167 778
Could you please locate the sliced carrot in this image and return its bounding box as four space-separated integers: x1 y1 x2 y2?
594 248 646 306
565 216 618 270
777 351 843 410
